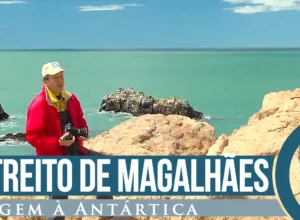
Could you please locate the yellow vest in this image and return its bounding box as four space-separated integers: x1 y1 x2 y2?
45 86 71 112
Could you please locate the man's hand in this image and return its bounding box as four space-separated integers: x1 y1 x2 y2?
59 132 75 147
79 136 88 141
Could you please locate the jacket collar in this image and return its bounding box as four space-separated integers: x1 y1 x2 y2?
42 85 72 106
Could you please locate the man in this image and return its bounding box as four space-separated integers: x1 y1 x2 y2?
25 62 113 220
26 62 87 156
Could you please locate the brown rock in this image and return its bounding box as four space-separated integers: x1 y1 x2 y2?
215 88 300 220
86 114 217 156
206 134 229 156
248 88 300 125
220 112 300 156
221 88 300 156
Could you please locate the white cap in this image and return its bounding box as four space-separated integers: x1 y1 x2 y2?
42 62 65 78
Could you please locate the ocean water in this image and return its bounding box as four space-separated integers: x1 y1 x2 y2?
0 50 300 155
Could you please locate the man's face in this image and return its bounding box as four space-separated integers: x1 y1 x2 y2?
44 71 65 95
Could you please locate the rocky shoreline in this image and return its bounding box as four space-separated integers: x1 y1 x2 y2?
99 88 204 120
0 88 299 219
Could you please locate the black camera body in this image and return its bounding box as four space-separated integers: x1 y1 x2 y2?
64 123 88 140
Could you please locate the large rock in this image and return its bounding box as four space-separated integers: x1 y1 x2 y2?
207 88 300 220
0 104 9 121
0 133 26 142
209 88 300 157
87 114 217 156
99 88 204 120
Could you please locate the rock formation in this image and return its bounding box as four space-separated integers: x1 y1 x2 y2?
0 104 9 121
206 88 300 220
1 88 300 220
87 114 216 156
0 133 26 142
91 88 300 220
99 88 204 120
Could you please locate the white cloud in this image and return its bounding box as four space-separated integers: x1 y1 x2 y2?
78 4 143 12
0 0 26 4
223 0 300 14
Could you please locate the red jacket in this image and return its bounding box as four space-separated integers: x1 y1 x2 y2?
25 86 88 156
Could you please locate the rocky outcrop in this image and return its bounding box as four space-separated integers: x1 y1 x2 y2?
99 88 204 120
0 104 9 121
0 133 26 142
213 88 300 157
206 88 300 220
92 88 300 220
87 114 217 156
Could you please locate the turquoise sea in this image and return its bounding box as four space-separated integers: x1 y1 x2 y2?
0 50 300 155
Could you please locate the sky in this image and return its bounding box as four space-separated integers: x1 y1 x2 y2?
0 0 300 49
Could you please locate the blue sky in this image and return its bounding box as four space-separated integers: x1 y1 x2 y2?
0 0 300 49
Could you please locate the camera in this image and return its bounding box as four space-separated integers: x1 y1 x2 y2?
64 123 88 140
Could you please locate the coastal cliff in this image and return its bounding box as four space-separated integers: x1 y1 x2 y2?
0 88 300 220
